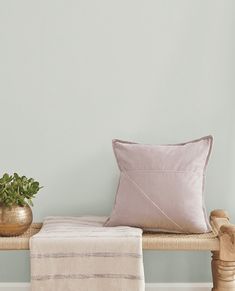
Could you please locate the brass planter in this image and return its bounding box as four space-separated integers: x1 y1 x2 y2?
0 204 33 236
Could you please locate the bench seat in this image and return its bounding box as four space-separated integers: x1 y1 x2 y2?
0 222 219 251
1 209 235 291
0 210 227 251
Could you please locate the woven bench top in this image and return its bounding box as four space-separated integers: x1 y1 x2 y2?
0 223 219 251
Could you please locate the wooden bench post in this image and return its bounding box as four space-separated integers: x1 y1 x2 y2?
210 210 235 291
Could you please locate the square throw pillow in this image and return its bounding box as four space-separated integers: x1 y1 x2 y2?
105 136 213 233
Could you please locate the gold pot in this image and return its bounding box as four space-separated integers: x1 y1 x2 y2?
0 204 33 236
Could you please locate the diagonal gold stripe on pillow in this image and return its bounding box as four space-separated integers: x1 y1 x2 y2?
123 172 184 231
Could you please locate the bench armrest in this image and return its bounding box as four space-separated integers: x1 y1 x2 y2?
210 209 235 261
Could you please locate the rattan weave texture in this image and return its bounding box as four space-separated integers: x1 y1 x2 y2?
0 223 42 250
0 223 219 251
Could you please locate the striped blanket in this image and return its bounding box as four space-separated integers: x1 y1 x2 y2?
30 216 145 291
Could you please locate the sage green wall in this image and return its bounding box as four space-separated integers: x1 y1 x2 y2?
0 0 234 283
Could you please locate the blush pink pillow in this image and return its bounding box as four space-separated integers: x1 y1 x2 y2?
105 136 213 233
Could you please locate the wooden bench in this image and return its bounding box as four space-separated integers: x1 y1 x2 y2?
0 209 235 291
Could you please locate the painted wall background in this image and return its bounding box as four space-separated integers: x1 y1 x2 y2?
0 0 234 283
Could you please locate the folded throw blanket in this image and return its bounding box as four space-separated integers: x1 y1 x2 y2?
30 216 145 291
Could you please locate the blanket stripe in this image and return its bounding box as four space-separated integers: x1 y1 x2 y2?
31 252 142 258
32 274 143 281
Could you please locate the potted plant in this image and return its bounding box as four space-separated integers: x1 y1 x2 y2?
0 173 42 236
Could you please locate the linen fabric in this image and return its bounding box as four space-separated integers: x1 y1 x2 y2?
30 216 145 291
105 136 213 233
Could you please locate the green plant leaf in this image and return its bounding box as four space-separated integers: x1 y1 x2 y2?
0 173 42 207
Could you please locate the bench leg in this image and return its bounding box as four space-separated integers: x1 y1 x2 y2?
211 251 235 291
